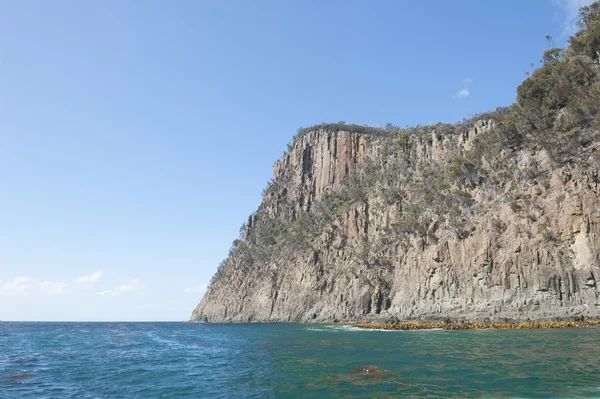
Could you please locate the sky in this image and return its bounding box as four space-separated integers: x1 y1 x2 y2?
0 0 594 321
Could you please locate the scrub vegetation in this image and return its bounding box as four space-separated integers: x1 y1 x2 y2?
212 2 600 285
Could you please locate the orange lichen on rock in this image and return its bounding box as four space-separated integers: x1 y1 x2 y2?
355 320 600 330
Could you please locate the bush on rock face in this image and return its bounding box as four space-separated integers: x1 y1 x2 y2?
212 2 600 279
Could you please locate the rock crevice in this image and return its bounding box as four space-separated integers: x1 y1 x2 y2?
191 124 600 323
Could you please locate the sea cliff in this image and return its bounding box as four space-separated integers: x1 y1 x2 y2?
192 121 600 323
191 6 600 323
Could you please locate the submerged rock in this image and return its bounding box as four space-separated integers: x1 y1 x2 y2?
11 357 38 364
320 340 347 345
5 373 36 383
350 366 390 377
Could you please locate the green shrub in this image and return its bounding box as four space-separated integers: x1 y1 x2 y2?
213 1 600 278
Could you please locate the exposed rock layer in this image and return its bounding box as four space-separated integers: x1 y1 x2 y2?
191 124 600 323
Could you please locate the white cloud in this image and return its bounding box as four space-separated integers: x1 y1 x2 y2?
13 276 33 284
553 0 595 37
1 271 108 297
114 281 137 294
75 270 102 285
0 276 68 297
94 279 140 297
184 284 207 294
454 88 470 98
40 281 69 295
453 78 472 99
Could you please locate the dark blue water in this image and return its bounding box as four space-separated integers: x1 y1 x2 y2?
1 322 599 398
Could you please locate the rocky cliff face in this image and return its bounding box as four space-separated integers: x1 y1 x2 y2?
191 121 600 323
192 4 600 323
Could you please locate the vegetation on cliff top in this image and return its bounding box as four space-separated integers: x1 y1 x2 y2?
293 2 600 155
210 2 600 286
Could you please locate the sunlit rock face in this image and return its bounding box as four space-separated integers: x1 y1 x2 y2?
192 121 600 323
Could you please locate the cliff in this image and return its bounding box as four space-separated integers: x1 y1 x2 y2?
191 4 600 323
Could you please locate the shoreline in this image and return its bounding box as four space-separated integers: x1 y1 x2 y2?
355 320 600 330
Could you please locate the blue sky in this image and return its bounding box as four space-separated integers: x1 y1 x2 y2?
0 0 593 321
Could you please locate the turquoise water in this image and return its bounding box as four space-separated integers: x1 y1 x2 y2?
1 322 599 398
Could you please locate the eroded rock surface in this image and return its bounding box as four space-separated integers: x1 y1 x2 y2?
191 123 600 323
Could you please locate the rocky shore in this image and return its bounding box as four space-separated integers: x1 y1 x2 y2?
355 320 600 330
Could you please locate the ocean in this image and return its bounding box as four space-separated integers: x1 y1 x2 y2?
1 322 599 398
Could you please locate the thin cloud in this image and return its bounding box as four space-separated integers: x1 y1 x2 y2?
453 78 472 99
39 281 69 295
184 284 207 294
0 276 69 297
553 0 595 37
13 276 33 284
0 271 109 297
454 89 470 98
75 270 102 285
94 279 140 297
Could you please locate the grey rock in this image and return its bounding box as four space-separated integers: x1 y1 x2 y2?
191 125 600 323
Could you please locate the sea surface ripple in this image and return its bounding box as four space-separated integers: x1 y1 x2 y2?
1 322 599 398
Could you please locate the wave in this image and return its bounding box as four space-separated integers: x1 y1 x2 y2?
305 324 448 333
